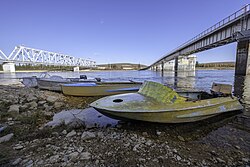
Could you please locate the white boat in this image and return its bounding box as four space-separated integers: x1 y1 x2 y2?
37 75 98 92
62 81 142 96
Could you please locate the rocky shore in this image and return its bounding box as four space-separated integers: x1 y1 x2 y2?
0 84 249 167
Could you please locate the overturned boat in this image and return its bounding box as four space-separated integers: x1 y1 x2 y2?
62 81 142 96
21 76 38 88
21 72 52 88
90 81 243 123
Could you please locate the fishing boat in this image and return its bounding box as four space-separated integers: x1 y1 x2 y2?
90 81 243 123
61 81 142 96
37 75 99 92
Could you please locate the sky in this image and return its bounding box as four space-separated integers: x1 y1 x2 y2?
0 0 249 65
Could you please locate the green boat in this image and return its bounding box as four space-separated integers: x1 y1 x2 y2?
90 81 243 123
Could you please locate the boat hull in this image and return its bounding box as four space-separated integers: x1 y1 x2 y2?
91 93 243 123
21 77 38 88
62 82 142 96
37 79 70 91
91 81 243 123
93 99 242 123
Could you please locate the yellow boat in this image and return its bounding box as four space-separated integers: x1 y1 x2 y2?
90 81 243 123
62 82 142 96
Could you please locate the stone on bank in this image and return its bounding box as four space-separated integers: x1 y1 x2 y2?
8 104 20 114
0 133 14 143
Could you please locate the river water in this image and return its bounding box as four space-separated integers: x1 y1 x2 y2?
0 69 249 124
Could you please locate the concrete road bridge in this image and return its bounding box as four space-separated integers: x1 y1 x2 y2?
0 45 96 72
149 4 250 76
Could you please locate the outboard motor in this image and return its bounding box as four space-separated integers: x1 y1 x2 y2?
80 75 87 79
95 78 101 82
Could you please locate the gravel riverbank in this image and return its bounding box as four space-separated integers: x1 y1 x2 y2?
0 84 249 166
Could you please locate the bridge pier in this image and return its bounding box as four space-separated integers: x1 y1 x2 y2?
155 65 159 71
174 57 178 74
235 40 250 75
2 62 15 73
161 61 164 73
156 63 162 72
73 66 79 72
153 55 196 73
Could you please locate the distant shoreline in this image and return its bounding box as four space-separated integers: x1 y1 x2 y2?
0 68 235 73
0 70 48 73
195 67 235 70
0 69 139 73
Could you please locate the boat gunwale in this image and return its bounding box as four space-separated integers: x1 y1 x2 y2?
37 78 70 83
62 82 142 87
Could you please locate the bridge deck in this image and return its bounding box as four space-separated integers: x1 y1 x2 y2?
150 4 250 68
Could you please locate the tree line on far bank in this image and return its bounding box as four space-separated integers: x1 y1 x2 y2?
0 64 92 71
196 62 235 68
0 62 235 71
0 63 147 71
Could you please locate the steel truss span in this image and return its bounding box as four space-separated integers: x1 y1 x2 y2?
0 50 8 60
3 46 96 67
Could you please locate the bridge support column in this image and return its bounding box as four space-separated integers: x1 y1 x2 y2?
2 62 15 73
174 57 178 73
155 65 158 71
157 64 161 72
174 57 178 89
161 62 164 73
73 66 79 72
235 40 250 75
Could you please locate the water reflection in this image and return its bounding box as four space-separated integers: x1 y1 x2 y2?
176 71 196 89
0 73 19 85
160 71 196 89
0 70 249 129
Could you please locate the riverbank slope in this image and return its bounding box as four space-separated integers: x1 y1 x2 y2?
0 83 249 166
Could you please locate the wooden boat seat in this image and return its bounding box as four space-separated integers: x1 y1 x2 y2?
211 82 232 96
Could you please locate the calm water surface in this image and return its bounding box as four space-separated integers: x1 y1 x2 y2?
0 69 249 118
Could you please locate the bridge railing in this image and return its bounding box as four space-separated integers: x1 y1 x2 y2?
154 4 250 65
178 4 250 50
